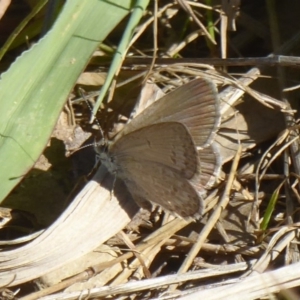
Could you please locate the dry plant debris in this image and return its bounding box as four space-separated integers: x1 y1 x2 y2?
1 1 300 300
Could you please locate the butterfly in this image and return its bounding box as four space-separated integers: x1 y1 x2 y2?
96 78 221 218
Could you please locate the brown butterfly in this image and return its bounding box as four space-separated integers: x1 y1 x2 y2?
96 78 221 218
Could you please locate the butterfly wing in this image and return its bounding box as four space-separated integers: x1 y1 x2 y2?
196 142 222 189
108 122 202 217
175 143 221 194
99 79 221 217
110 122 199 179
114 78 220 149
121 160 203 218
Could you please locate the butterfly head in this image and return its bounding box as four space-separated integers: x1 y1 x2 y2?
94 138 118 174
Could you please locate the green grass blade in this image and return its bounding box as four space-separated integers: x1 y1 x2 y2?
93 0 150 115
0 0 48 59
260 180 285 230
0 0 133 202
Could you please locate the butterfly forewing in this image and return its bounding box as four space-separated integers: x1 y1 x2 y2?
115 79 220 149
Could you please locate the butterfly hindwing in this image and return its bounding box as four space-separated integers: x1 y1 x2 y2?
121 160 203 218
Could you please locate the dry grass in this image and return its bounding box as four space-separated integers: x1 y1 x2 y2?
1 1 300 299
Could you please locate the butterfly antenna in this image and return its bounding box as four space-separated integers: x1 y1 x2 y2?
78 87 105 141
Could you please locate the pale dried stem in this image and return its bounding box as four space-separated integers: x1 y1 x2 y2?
0 0 10 20
38 262 250 299
167 145 242 293
247 227 297 274
176 0 216 45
